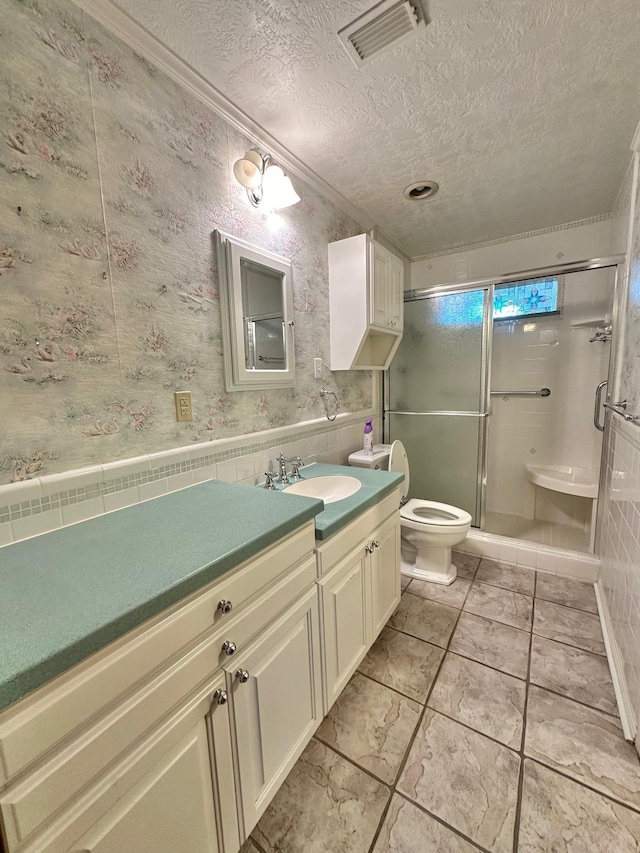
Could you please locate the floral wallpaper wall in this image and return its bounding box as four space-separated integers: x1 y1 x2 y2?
0 0 372 485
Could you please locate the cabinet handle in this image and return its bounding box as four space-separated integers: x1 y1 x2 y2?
212 689 228 705
365 544 372 554
217 599 233 615
373 540 380 548
221 640 237 656
235 668 250 683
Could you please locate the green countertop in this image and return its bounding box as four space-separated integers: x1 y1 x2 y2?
276 463 403 540
0 463 403 712
0 480 322 712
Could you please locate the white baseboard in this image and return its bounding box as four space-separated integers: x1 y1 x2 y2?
595 582 637 741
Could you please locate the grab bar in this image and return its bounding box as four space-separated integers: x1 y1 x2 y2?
490 388 551 398
594 380 607 432
604 400 640 424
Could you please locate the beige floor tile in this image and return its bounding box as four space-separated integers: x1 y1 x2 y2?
452 551 480 579
397 710 520 853
389 591 460 647
525 686 640 812
252 739 389 853
530 635 618 715
533 599 605 655
476 559 535 596
316 672 421 784
464 581 533 631
407 575 471 608
518 760 640 852
535 573 598 614
372 794 481 852
428 653 525 749
358 625 444 703
449 611 530 679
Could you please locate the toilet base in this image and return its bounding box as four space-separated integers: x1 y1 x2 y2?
400 544 457 586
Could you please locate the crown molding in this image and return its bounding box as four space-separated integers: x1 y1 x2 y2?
411 213 614 262
74 0 375 231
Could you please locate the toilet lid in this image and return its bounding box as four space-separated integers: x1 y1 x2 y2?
389 440 410 501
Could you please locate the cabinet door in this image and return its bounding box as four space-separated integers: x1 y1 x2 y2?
319 544 369 710
370 242 391 329
68 719 220 853
227 588 322 841
388 254 404 331
369 513 401 641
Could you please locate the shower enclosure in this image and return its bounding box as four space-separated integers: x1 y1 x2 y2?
384 257 622 553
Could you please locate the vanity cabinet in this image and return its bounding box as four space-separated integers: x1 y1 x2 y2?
329 234 404 370
317 490 401 710
0 524 317 853
0 488 401 853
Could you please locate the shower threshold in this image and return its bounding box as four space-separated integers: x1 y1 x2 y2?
483 511 590 552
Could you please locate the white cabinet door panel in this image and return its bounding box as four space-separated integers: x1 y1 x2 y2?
228 587 322 840
369 515 401 641
69 720 218 853
320 547 369 710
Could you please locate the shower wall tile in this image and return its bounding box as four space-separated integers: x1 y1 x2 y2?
599 152 640 742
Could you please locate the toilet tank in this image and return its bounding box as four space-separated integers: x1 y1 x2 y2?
348 444 391 470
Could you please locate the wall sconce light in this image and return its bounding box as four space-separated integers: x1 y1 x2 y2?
233 149 300 211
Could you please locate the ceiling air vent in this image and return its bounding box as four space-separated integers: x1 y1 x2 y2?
338 0 426 68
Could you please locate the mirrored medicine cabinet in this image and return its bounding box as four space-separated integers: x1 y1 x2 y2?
214 230 295 391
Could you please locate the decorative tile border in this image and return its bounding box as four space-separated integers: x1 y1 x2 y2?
0 409 376 543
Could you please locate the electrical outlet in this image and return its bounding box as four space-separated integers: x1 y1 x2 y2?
174 391 193 422
313 357 323 380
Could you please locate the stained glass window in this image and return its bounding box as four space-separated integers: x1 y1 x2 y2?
493 276 560 320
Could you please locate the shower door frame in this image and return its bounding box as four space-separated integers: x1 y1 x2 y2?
384 254 625 540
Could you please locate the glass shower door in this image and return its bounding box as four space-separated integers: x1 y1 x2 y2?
385 288 491 525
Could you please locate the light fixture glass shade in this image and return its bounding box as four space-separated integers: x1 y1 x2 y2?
272 175 301 209
233 150 263 189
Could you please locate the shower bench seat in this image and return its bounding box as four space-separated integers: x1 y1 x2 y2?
523 464 598 551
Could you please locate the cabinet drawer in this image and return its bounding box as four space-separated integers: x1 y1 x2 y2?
0 522 315 787
315 491 399 574
0 556 316 848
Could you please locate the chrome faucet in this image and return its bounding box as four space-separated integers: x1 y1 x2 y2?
276 452 290 485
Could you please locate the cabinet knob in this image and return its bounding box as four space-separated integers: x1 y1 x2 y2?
373 540 380 548
217 599 233 614
235 668 250 683
365 544 372 554
212 689 228 705
221 640 237 656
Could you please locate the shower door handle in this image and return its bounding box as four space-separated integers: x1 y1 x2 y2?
594 380 607 432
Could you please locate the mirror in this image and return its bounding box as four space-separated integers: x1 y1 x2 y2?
215 230 295 391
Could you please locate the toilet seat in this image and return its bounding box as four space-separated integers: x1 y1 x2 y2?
400 498 472 534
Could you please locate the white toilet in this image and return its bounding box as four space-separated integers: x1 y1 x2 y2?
348 441 472 585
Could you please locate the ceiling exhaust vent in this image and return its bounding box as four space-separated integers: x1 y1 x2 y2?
338 0 426 67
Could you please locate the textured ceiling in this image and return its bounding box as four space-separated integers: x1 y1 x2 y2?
114 0 640 256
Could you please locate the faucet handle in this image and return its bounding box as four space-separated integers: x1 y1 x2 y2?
264 471 277 490
290 457 304 479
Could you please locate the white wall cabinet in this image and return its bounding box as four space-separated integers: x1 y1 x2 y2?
329 234 404 370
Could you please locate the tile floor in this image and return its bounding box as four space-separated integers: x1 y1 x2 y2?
242 553 640 853
484 511 590 552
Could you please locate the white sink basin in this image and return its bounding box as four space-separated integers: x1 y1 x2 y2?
283 475 362 504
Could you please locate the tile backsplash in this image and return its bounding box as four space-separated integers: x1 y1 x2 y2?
0 0 373 486
0 411 373 546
